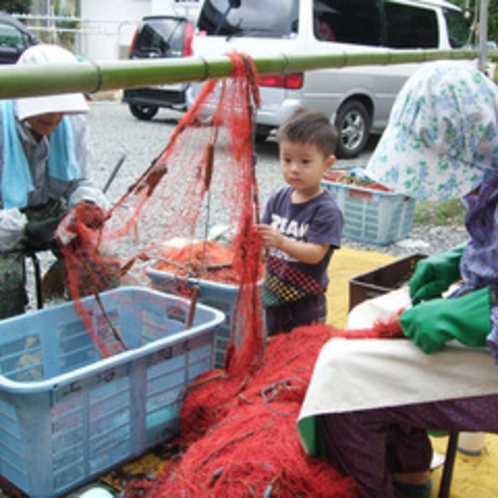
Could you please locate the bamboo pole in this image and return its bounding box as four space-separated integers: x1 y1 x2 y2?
0 49 493 100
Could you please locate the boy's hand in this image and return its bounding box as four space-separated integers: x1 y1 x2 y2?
256 224 285 250
256 224 328 264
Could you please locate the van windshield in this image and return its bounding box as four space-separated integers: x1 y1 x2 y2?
197 0 299 38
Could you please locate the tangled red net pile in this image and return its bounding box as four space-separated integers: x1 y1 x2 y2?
61 53 264 366
125 320 404 497
156 240 264 286
126 324 354 497
322 170 390 192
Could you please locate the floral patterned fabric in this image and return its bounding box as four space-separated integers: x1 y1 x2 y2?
453 169 498 363
365 60 498 363
365 61 498 201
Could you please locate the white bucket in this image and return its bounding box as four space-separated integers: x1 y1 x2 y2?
457 432 486 455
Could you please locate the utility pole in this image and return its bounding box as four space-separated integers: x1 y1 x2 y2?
478 0 489 71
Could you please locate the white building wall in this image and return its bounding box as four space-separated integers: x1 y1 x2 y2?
152 0 201 22
80 0 200 61
79 1 149 60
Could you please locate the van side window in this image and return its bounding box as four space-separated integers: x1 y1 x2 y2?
385 3 438 48
313 0 381 46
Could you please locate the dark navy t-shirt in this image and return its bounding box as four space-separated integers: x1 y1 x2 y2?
261 187 343 306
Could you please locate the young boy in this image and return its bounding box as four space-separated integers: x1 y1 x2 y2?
257 107 344 336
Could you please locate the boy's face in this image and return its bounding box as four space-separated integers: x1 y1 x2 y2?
279 140 335 196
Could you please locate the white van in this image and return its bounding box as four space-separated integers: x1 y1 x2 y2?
190 0 472 157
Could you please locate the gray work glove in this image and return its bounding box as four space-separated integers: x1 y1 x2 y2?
24 215 64 251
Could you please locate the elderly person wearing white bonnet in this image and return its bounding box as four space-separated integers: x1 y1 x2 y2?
297 61 498 498
0 44 109 318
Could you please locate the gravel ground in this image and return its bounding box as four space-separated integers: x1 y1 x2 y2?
85 99 470 258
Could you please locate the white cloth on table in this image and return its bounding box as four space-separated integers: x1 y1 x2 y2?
299 337 496 422
299 286 498 423
346 285 410 330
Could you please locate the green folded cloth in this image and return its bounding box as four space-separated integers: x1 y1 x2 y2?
393 480 432 498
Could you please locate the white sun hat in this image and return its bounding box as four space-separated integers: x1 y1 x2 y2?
15 44 89 120
365 61 498 201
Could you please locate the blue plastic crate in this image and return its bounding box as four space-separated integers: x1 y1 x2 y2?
0 287 224 498
321 179 416 245
146 262 261 368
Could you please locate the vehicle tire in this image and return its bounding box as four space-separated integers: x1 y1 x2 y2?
255 131 269 144
335 100 370 159
128 104 159 121
254 125 271 144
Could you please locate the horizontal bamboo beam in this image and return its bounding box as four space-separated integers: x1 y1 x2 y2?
0 49 494 100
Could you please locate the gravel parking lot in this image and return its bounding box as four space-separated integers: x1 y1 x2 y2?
86 100 469 258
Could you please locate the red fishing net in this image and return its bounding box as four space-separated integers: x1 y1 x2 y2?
156 240 248 285
60 53 264 368
124 324 350 497
58 52 406 497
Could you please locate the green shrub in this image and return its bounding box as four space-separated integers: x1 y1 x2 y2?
413 199 466 226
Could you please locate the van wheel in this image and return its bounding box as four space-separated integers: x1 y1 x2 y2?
129 104 159 121
335 100 370 159
255 131 269 144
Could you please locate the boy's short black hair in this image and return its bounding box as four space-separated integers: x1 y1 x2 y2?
276 107 338 157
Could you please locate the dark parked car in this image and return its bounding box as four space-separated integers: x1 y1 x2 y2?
122 15 194 120
0 11 40 64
